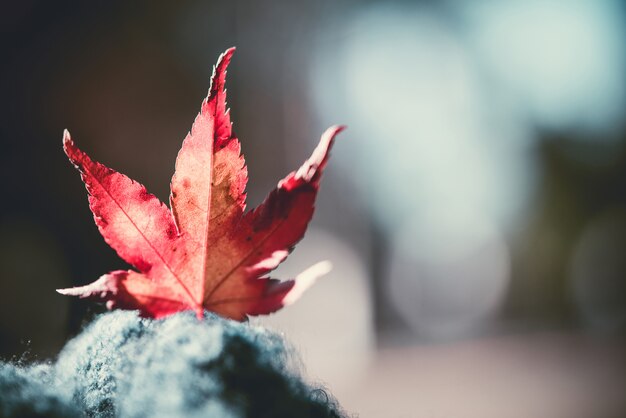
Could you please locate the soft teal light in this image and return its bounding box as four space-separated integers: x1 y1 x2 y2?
460 0 626 134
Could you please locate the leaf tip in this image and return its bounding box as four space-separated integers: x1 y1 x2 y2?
322 125 346 146
56 273 122 299
216 47 236 72
331 124 347 134
56 286 88 297
312 260 333 278
62 129 72 145
62 129 78 159
283 261 332 306
56 287 71 295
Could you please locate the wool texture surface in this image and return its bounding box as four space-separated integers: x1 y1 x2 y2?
0 311 346 418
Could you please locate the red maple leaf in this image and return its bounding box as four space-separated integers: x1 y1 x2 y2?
58 48 344 320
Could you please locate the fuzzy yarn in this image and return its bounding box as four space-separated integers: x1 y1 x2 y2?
0 311 345 418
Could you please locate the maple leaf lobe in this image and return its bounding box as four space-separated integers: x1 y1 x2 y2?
58 49 343 321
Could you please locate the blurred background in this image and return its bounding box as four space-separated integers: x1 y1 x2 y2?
1 0 625 416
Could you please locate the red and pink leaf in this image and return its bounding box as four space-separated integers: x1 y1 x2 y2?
58 48 343 320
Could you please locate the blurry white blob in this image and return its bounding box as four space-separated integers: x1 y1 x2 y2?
310 4 533 234
570 210 626 333
255 228 373 397
387 215 511 341
459 0 626 135
309 4 527 338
